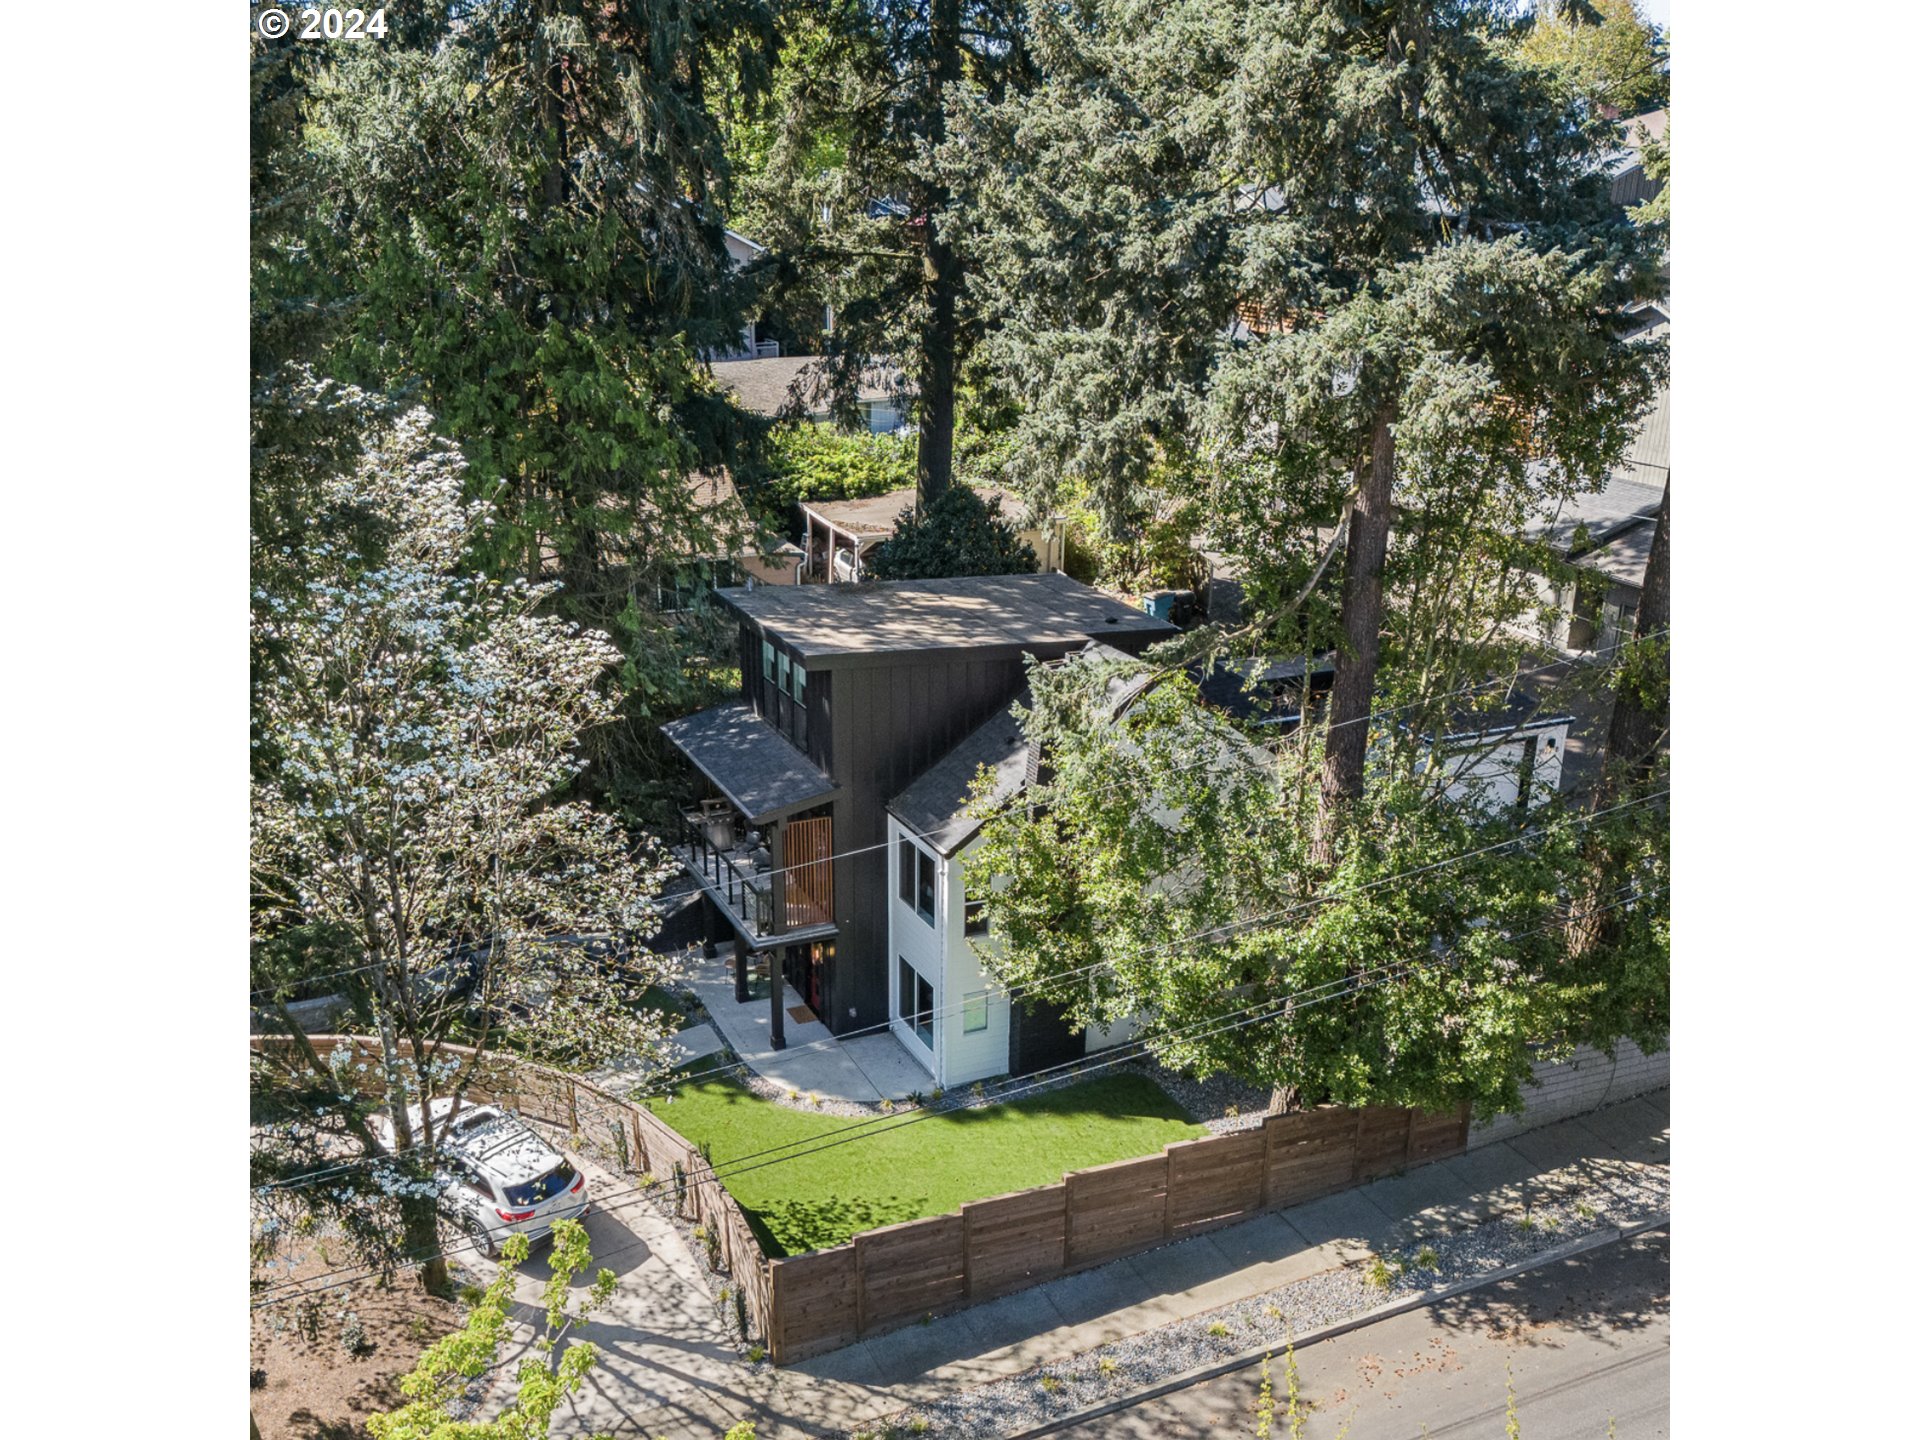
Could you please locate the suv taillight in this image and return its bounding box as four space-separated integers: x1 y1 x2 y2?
496 1207 536 1223
569 1174 585 1193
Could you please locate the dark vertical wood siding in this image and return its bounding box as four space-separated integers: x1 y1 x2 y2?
820 640 1105 1034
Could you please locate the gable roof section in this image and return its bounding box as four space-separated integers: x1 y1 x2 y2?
889 691 1033 857
715 572 1178 665
659 701 840 824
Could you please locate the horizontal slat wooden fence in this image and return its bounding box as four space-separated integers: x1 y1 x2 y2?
250 1037 1467 1369
764 1099 1469 1364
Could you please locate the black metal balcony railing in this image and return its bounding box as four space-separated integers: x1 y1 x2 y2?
679 803 836 942
683 808 774 935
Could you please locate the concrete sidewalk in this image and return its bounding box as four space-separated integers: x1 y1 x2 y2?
575 1088 1667 1439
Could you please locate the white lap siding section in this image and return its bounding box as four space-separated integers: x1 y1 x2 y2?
887 818 1013 1087
939 842 1012 1086
1441 720 1569 814
888 817 940 1078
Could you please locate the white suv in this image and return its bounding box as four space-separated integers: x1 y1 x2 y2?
375 1098 590 1259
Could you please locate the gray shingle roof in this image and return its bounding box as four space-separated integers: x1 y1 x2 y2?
888 691 1033 856
715 572 1178 663
709 356 905 418
1577 515 1657 589
658 701 840 823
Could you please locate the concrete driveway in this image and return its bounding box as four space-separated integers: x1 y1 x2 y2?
478 1156 763 1437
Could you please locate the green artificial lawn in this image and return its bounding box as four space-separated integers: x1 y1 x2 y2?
645 1064 1204 1256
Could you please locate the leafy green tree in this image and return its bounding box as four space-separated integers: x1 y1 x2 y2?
367 1220 616 1440
967 648 1668 1116
757 422 917 508
296 0 777 800
250 407 681 1294
733 0 1037 506
863 486 1037 580
1515 0 1669 115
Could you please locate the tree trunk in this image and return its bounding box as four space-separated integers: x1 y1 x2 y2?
375 1014 453 1296
403 1190 452 1297
914 0 962 508
1602 481 1669 787
1569 481 1668 959
1314 403 1396 860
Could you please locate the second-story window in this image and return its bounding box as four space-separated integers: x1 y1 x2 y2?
898 836 937 927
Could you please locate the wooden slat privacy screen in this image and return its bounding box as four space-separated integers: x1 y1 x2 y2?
784 816 833 927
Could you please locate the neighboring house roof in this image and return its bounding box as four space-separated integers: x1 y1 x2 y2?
1434 692 1573 745
800 485 1033 546
716 572 1178 665
889 689 1033 857
1198 654 1337 727
1576 515 1658 589
710 355 908 419
673 469 804 565
1610 109 1669 207
659 701 841 823
1534 471 1666 551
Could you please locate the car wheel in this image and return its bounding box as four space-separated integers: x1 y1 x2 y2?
462 1216 499 1260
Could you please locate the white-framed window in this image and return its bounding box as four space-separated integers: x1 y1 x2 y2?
898 836 937 927
962 990 989 1034
896 956 934 1051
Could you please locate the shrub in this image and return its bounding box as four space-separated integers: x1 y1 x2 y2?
760 423 915 508
746 1344 766 1364
338 1310 370 1355
864 486 1037 581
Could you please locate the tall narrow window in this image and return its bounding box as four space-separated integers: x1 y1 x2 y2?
898 839 914 905
915 847 936 927
761 637 775 686
896 956 933 1049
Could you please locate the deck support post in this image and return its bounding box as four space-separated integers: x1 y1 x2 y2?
734 933 751 1005
770 946 787 1051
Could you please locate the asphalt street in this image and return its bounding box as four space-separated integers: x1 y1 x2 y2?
1046 1227 1670 1440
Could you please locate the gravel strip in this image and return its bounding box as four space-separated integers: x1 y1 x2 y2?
853 1153 1669 1439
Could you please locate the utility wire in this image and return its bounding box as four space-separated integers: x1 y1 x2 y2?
252 869 1662 1300
257 787 1664 1189
250 628 1665 1004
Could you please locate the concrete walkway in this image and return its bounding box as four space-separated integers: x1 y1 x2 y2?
587 1023 727 1096
683 949 930 1104
522 1089 1668 1438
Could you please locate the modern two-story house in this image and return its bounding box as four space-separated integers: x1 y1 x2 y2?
659 573 1178 1057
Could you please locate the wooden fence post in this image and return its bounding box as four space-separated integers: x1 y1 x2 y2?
1259 1115 1277 1210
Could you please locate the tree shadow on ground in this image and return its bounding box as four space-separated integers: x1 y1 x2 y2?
755 1192 930 1254
1423 1227 1670 1346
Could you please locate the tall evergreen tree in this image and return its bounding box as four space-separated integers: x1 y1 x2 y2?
733 0 1037 506
957 0 1662 849
296 0 777 805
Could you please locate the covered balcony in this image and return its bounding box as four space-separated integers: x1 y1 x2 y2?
660 701 844 1050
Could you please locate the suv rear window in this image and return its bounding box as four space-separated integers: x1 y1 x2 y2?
503 1162 578 1208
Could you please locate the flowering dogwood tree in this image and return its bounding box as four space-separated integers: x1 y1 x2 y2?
251 406 681 1294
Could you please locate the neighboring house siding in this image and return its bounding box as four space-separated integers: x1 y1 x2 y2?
1465 1038 1670 1150
1440 722 1569 813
